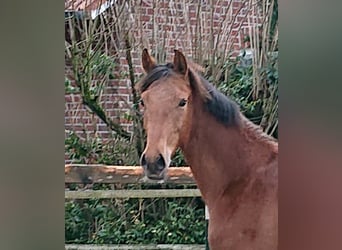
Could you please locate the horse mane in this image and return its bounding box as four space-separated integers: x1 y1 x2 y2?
240 115 278 147
187 65 241 127
137 61 241 127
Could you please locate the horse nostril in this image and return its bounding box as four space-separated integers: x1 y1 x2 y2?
156 154 166 170
140 154 147 166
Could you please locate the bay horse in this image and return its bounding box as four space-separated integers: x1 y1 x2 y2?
137 49 278 250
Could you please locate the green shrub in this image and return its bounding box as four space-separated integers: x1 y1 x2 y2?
65 130 138 165
65 196 205 244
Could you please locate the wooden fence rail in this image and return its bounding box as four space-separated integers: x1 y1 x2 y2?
65 244 205 250
65 164 195 184
65 189 201 199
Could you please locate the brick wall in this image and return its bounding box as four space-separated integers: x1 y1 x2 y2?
65 0 260 163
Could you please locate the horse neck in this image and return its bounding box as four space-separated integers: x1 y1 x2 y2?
180 101 278 204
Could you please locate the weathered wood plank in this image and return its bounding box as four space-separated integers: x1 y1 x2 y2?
65 244 205 250
65 189 201 199
65 165 195 184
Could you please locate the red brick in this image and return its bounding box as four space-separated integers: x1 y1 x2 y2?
189 11 197 19
105 87 118 94
140 15 151 22
159 2 169 8
86 124 97 131
147 8 154 15
231 1 238 8
168 40 176 47
117 88 131 95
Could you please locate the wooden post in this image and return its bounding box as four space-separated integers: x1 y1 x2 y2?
205 205 210 250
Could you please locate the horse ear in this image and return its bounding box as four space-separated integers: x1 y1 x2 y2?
142 48 156 73
173 50 188 76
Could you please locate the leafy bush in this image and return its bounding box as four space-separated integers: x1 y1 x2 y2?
170 148 187 167
218 60 261 118
65 196 205 244
65 130 138 165
216 52 278 137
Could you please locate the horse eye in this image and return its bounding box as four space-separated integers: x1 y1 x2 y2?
178 98 187 107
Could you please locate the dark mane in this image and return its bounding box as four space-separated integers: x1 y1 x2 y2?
188 69 241 127
137 63 241 127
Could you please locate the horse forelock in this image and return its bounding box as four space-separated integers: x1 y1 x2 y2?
137 64 173 93
137 62 202 94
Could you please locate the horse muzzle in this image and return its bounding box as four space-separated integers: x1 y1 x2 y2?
140 153 167 180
